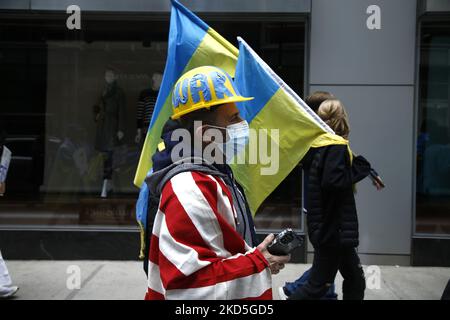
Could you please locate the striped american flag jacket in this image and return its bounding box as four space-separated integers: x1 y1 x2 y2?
144 170 272 300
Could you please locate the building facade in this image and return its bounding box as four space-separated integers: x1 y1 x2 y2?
0 0 449 266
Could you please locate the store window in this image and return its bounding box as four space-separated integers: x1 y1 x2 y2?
0 14 305 231
416 21 450 235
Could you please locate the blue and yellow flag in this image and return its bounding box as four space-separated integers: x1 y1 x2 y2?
135 0 350 238
134 0 238 188
233 37 349 213
134 0 240 246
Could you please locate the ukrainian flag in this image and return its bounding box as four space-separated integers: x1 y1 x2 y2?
135 0 350 235
233 37 349 213
134 0 240 250
134 0 239 188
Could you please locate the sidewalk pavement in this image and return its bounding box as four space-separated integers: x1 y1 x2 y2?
3 261 449 300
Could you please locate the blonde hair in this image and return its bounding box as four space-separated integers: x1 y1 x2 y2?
318 99 350 139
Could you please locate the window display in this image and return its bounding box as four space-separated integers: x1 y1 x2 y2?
0 16 305 231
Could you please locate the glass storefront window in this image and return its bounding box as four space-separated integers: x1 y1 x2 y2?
416 21 450 235
0 15 305 231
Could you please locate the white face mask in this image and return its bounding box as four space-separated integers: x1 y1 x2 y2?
215 120 249 163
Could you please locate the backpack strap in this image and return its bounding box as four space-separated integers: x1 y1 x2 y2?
143 164 226 276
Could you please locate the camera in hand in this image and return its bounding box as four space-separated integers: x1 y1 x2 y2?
267 228 303 256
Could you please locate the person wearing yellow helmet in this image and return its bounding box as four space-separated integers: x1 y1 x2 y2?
170 65 253 119
171 66 253 165
143 66 290 300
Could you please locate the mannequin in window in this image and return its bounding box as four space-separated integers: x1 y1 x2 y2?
93 68 125 198
135 72 162 144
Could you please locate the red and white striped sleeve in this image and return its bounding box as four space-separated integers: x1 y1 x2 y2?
145 171 272 300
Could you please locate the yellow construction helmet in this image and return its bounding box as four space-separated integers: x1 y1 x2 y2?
171 66 253 119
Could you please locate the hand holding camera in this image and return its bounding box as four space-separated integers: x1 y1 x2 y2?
267 229 303 256
257 229 303 275
257 234 290 275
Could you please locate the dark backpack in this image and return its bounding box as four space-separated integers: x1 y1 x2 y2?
142 164 221 276
141 164 258 275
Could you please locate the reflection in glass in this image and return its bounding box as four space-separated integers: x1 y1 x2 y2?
416 21 450 235
0 18 305 230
